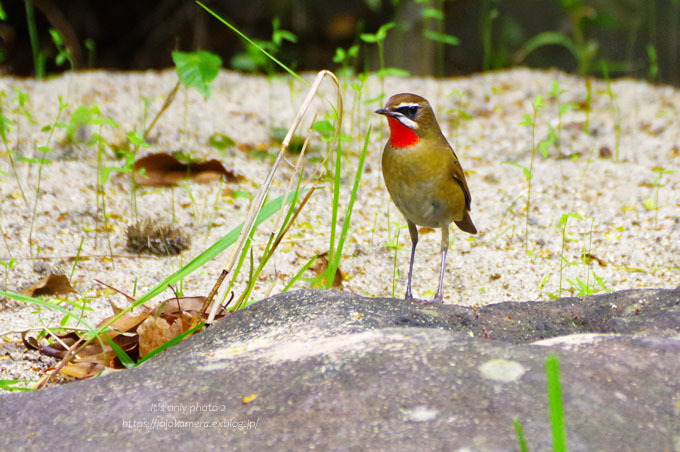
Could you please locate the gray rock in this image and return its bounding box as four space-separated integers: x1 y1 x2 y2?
1 288 679 451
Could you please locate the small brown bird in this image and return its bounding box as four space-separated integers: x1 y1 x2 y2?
376 93 477 303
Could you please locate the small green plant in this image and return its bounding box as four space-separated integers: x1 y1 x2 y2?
643 166 675 227
322 126 371 290
0 91 27 204
418 0 460 76
230 17 297 75
332 44 360 78
384 221 407 297
557 212 583 298
548 80 578 155
447 90 472 149
0 257 16 290
27 96 68 254
49 28 75 70
361 22 408 105
505 95 548 253
515 0 604 133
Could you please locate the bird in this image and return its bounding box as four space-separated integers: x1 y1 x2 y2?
375 93 477 303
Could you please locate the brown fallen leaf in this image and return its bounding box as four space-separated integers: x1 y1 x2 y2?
21 273 75 297
311 252 343 289
31 293 228 381
137 316 184 357
134 152 240 186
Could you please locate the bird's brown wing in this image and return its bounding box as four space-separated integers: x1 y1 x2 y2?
448 149 472 210
449 148 477 234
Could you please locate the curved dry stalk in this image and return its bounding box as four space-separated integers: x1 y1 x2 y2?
204 70 342 324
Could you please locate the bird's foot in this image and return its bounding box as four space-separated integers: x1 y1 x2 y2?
404 295 443 305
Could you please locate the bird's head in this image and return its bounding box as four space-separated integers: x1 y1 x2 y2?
375 93 439 148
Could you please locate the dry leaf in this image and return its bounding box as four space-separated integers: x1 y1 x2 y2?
32 293 228 381
137 316 184 357
134 152 239 186
21 273 75 297
311 253 344 289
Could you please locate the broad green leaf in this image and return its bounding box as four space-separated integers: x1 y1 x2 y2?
424 30 460 46
172 50 223 98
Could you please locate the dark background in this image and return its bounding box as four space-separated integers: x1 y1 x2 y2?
1 0 679 85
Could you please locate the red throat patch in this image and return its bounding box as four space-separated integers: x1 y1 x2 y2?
386 117 419 148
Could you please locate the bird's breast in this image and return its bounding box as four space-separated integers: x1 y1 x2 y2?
382 142 466 228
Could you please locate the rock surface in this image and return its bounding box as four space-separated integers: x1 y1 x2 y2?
1 288 679 451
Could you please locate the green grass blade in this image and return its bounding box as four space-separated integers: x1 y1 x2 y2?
282 254 318 292
0 379 34 392
546 354 568 452
91 190 305 339
102 334 135 369
327 140 343 284
196 1 306 85
0 291 95 333
330 125 371 275
514 418 530 452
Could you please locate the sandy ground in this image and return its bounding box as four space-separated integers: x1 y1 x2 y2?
0 68 678 386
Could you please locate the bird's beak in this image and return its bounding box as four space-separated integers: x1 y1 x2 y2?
375 108 396 117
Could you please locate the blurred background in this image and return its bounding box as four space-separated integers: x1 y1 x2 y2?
1 0 678 85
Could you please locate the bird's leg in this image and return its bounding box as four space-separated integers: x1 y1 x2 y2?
433 225 449 303
405 220 419 300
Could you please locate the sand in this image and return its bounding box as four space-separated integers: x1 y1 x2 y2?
0 68 678 386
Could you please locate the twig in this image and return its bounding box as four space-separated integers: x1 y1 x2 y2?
204 70 342 324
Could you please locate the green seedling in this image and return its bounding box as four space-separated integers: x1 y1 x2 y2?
333 44 360 78
26 96 68 254
557 212 583 297
549 80 578 155
88 106 119 256
322 126 371 290
0 257 15 290
506 95 546 252
69 236 84 283
208 133 235 151
49 28 75 70
361 22 408 105
384 221 407 297
0 94 25 204
418 0 460 76
644 166 675 227
515 0 605 132
231 17 297 75
447 90 472 150
1 191 303 381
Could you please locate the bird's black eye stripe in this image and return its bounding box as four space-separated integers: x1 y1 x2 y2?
395 105 420 118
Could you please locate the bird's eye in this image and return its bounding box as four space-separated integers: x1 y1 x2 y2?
396 105 420 118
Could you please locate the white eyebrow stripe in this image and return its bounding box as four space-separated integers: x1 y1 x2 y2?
396 115 418 129
395 102 420 108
